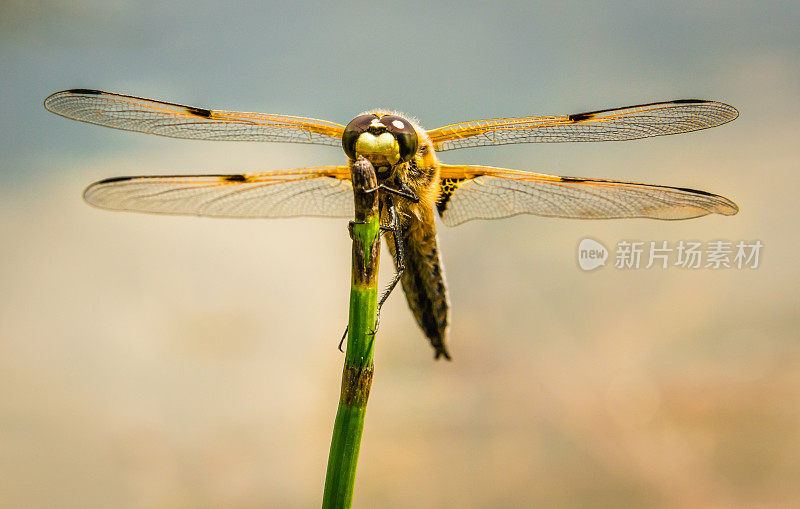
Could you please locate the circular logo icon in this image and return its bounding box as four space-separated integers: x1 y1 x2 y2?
577 238 608 271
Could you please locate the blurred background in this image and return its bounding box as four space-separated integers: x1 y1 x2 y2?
1 1 798 507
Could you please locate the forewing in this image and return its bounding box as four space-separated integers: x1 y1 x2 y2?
427 100 738 151
436 164 738 226
84 166 355 219
45 89 345 146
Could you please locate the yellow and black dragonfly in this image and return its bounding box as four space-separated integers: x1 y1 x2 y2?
45 89 739 360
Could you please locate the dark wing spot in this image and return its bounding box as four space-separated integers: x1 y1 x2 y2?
224 174 248 182
97 176 134 184
568 99 712 123
436 177 466 215
67 88 103 95
560 176 716 196
186 106 212 118
673 186 714 196
568 111 595 122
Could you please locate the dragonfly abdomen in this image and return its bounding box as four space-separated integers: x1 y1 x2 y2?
387 205 451 360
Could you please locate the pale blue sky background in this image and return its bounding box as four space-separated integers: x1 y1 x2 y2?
2 2 799 507
3 1 798 182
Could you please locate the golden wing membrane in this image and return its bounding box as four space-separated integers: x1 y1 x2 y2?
427 100 738 151
437 164 738 226
83 166 354 218
45 89 345 146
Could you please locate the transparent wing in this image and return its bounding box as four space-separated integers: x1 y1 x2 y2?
45 89 345 146
427 100 738 151
436 164 738 226
84 166 355 218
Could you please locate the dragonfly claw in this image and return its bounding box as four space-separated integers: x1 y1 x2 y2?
338 326 348 352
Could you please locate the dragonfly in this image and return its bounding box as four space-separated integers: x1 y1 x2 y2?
45 89 739 360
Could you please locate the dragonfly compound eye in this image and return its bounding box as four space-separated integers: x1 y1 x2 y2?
380 115 419 163
342 114 379 160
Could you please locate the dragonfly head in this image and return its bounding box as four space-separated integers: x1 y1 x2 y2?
342 113 419 177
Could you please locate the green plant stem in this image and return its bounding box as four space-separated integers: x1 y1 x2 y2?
322 157 380 509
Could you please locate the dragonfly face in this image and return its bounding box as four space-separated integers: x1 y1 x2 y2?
44 89 740 360
342 113 419 178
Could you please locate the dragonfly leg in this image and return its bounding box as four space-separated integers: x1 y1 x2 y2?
363 182 420 203
337 313 379 353
373 196 404 334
